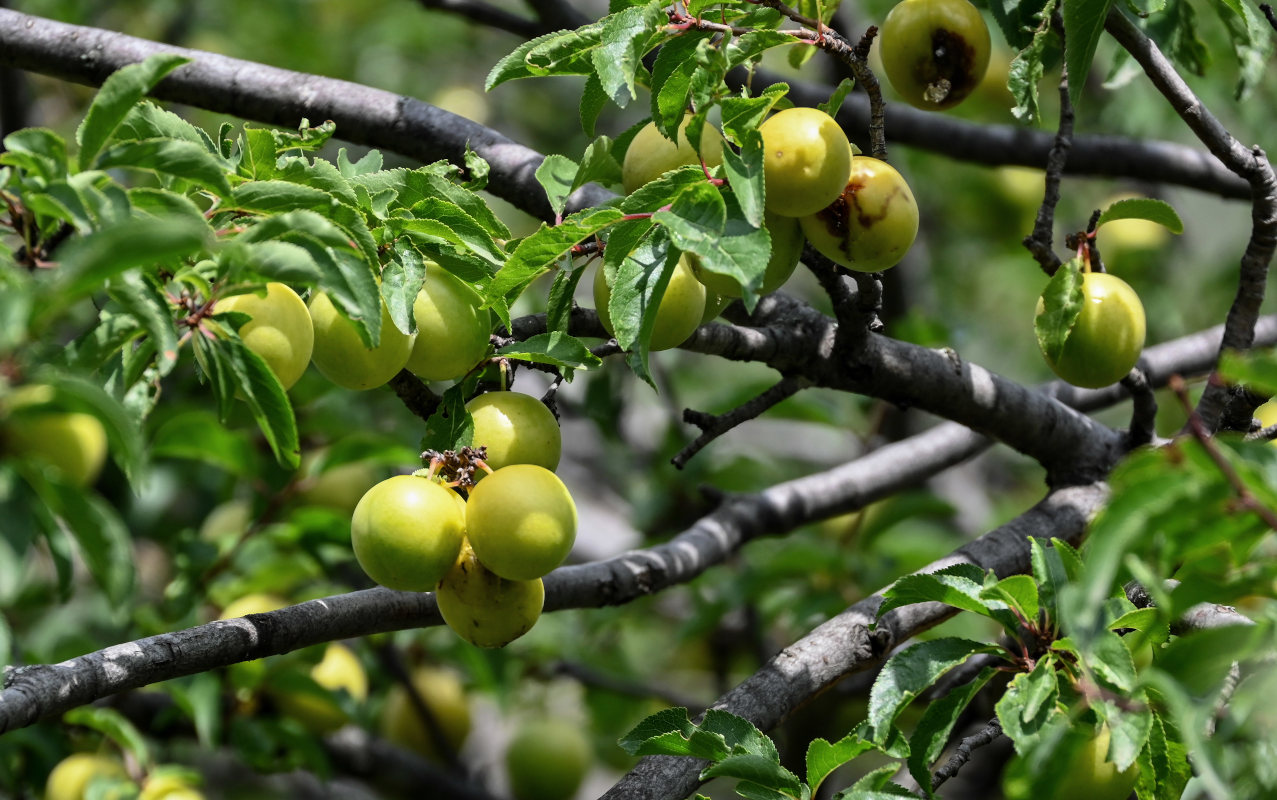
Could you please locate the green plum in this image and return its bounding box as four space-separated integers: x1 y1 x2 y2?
506 718 593 800
217 282 313 390
307 292 415 391
466 391 562 474
1037 271 1146 389
691 211 804 298
593 255 707 351
350 475 465 591
405 263 492 382
380 667 472 762
880 0 992 110
622 116 725 194
800 156 919 272
465 464 577 581
435 538 545 647
758 107 852 217
44 753 128 800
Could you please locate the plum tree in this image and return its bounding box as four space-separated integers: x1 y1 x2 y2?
404 263 491 382
465 464 577 581
465 390 562 473
880 0 992 110
691 211 804 297
380 667 472 762
758 107 853 217
435 538 545 647
800 156 919 272
1037 271 1146 388
350 475 465 591
593 255 707 351
307 292 415 391
622 116 725 194
216 282 313 390
505 718 593 800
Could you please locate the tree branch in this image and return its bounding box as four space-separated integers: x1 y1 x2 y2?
1104 8 1277 433
600 482 1110 800
0 8 612 222
415 0 543 38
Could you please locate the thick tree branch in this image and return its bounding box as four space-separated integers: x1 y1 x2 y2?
600 482 1110 800
1104 9 1277 433
0 9 612 222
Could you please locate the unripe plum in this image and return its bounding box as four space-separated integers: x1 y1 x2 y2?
272 642 368 734
3 408 108 487
506 718 593 800
800 156 919 272
307 292 415 391
466 391 561 474
465 464 577 581
435 538 545 647
380 667 472 762
217 282 313 390
1036 271 1146 389
405 263 492 382
44 753 127 800
593 255 707 351
350 475 465 591
880 0 992 110
758 107 852 217
622 117 725 194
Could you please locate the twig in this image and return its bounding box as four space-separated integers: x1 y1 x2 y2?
1244 422 1277 443
1105 8 1277 434
1171 375 1277 531
1120 368 1157 448
1261 3 1277 32
672 375 810 468
931 717 1004 791
1022 14 1071 277
803 246 879 343
388 370 443 422
371 642 464 774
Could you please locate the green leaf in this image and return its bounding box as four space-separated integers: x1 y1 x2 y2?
1 128 69 182
276 155 359 207
1097 197 1183 234
50 215 210 308
817 78 856 119
721 129 765 228
34 476 134 603
606 226 674 385
993 0 1056 50
117 100 214 151
94 138 234 197
701 709 778 760
580 71 609 137
1219 347 1277 394
1034 257 1085 364
337 147 383 178
592 2 667 108
995 654 1062 753
651 34 711 136
105 270 180 378
152 410 259 475
1009 1 1057 123
488 208 625 303
720 88 787 144
618 707 696 755
76 54 190 171
878 563 1007 621
63 707 150 767
907 667 998 794
807 734 875 795
420 382 474 454
1213 0 1274 98
866 638 993 745
498 332 602 370
381 240 428 336
982 574 1040 622
220 240 324 285
1062 0 1112 110
485 23 607 89
700 754 803 797
202 335 301 469
537 154 580 219
1155 621 1273 695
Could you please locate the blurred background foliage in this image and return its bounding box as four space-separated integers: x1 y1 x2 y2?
1 0 1274 797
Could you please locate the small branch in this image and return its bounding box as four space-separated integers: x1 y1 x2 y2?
1172 375 1277 531
1260 3 1277 32
1244 422 1277 443
1121 368 1157 448
415 0 543 38
672 375 810 469
1105 8 1277 433
388 370 443 422
931 717 1004 791
1022 16 1072 277
803 246 880 345
371 642 463 773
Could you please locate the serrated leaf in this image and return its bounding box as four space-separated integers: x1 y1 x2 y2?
807 734 875 795
580 71 609 137
1097 197 1183 234
878 563 1005 620
381 241 428 336
700 754 803 796
34 477 134 603
486 24 607 89
1 128 68 182
592 2 666 108
817 78 856 119
1062 0 1112 110
722 129 765 227
1214 0 1274 98
105 270 179 378
993 0 1056 51
420 382 474 453
498 332 601 370
94 138 234 197
537 154 579 219
982 574 1040 622
866 638 993 745
720 89 786 144
489 208 624 301
128 187 208 228
1034 257 1085 364
220 240 323 285
276 155 359 207
605 226 672 384
907 667 997 794
76 53 190 171
618 707 696 755
651 34 711 136
63 707 150 767
995 655 1061 754
49 216 211 310
1009 4 1056 123
701 709 777 760
337 147 383 178
207 336 300 468
117 100 212 150
284 236 381 348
